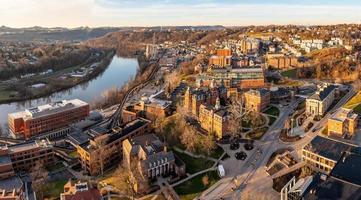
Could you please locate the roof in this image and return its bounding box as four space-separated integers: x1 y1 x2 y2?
303 135 355 161
304 176 361 200
308 84 336 101
246 88 270 97
62 188 101 200
8 99 88 120
0 176 23 192
331 151 361 186
8 140 52 153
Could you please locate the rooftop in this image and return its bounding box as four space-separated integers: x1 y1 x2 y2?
7 140 52 153
0 176 23 193
329 108 358 123
9 99 88 120
304 176 361 200
331 151 361 186
303 135 355 161
308 84 337 101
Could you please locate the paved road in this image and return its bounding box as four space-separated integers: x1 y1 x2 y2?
202 87 357 200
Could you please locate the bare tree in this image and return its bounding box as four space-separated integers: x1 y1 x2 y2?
180 125 199 153
30 161 49 200
200 134 216 156
228 98 244 137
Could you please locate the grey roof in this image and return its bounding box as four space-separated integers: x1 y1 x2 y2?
304 136 355 161
331 151 361 186
304 177 361 200
0 155 12 165
309 85 337 101
0 176 23 192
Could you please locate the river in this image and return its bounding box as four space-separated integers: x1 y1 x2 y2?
0 56 138 128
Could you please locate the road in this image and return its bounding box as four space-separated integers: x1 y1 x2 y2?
201 86 356 200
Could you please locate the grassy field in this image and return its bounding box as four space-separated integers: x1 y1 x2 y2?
264 106 280 117
246 127 269 140
174 171 220 200
268 116 277 126
43 179 68 199
209 146 224 159
67 151 78 158
344 92 361 114
175 152 214 174
281 69 297 79
46 162 65 172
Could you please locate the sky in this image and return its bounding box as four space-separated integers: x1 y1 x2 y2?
1 0 361 28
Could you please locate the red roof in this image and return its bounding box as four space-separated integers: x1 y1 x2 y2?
62 189 101 200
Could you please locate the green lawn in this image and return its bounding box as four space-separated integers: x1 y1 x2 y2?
281 69 297 79
67 151 78 158
344 92 361 114
268 116 277 126
264 106 280 117
43 179 68 199
175 152 214 174
174 171 220 200
209 146 224 159
246 127 269 140
46 162 65 172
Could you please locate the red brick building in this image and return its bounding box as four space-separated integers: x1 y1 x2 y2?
8 99 89 139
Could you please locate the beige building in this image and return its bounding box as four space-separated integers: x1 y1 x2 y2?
306 84 337 116
302 135 355 174
199 99 230 139
328 108 358 137
244 89 270 112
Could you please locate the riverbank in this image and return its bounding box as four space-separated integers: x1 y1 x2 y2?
0 50 116 104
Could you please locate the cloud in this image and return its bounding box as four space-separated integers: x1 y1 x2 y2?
0 0 360 27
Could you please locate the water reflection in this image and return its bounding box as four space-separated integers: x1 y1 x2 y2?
0 56 138 127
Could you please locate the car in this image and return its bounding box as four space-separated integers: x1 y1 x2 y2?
312 128 318 132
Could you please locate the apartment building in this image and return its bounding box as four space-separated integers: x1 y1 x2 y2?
266 53 300 69
184 85 227 117
328 108 358 137
302 135 355 174
123 134 185 193
306 84 337 116
209 48 232 67
244 89 271 112
8 99 89 139
74 118 151 176
199 99 230 139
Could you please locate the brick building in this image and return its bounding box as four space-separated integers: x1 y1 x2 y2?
184 85 227 117
0 140 55 179
266 53 300 69
8 99 89 139
199 66 265 90
327 108 358 137
244 89 271 112
199 99 230 139
73 118 151 176
123 134 185 193
209 48 232 68
60 180 101 200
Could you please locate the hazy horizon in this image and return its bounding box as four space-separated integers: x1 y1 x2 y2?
1 0 361 28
